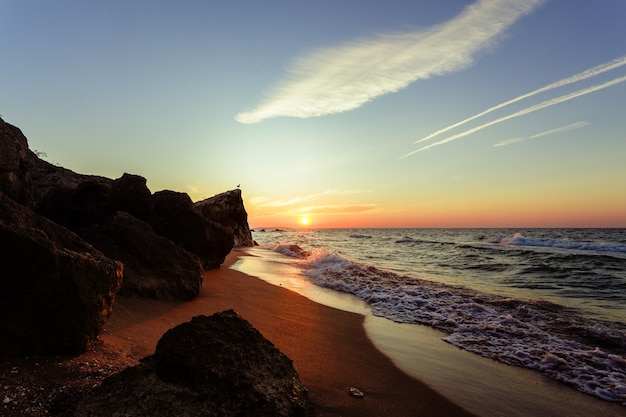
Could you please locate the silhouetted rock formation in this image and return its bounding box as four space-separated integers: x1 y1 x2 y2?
149 190 233 269
37 179 114 230
0 116 255 358
0 191 123 360
68 311 309 417
35 171 236 270
0 116 248 270
31 157 110 208
196 188 254 247
80 211 203 300
0 119 34 205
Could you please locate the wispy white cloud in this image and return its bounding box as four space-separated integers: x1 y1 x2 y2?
492 121 590 147
235 0 544 124
403 74 626 157
493 137 523 147
414 55 626 144
528 120 590 139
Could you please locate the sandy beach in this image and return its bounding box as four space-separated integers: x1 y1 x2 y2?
101 249 476 417
3 248 624 416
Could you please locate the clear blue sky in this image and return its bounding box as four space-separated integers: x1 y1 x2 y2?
2 0 625 227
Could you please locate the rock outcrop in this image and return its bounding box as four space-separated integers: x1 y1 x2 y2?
34 175 235 271
36 179 114 230
149 190 234 269
196 188 254 247
68 311 310 417
0 118 34 206
0 191 123 359
80 211 203 300
0 116 255 358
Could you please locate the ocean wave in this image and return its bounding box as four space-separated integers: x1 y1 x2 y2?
264 242 311 258
264 241 626 404
348 233 372 239
488 232 626 255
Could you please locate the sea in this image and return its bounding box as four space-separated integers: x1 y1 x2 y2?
237 228 626 409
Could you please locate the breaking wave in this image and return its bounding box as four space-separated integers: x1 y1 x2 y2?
261 241 626 404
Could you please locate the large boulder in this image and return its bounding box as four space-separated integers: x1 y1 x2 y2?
0 117 34 206
69 311 309 417
149 190 233 269
33 171 148 231
195 188 254 247
80 211 203 300
108 173 153 219
36 179 114 230
35 174 234 270
30 157 111 209
1 117 243 309
0 191 123 359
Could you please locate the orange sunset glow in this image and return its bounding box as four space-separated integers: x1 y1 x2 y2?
3 1 625 230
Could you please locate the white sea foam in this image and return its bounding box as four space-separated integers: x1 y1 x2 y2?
262 241 626 404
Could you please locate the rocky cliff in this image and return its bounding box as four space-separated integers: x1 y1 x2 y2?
0 191 123 359
0 117 254 358
195 188 255 247
0 119 35 206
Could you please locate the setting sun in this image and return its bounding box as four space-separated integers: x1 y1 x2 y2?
299 216 310 226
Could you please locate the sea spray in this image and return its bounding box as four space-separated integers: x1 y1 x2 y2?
253 228 626 404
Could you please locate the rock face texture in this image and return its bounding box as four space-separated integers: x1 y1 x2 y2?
0 191 123 359
0 119 34 206
69 311 310 417
0 117 255 357
149 190 234 269
35 174 237 271
196 188 254 247
80 211 203 300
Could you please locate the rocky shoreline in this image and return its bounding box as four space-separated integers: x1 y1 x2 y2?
0 310 310 417
1 117 309 416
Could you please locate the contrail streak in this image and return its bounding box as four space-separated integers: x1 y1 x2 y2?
528 120 590 139
413 55 626 144
402 74 626 157
492 121 590 147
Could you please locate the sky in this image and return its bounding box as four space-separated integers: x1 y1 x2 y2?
1 0 625 228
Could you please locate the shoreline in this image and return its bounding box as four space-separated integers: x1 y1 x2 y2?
101 249 476 417
231 247 626 417
2 248 623 416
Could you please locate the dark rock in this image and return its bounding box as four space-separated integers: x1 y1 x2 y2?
0 191 123 359
0 117 34 206
69 311 310 417
30 157 112 209
34 172 151 231
80 211 203 300
108 173 152 219
35 174 234 270
1 117 248 310
195 188 254 247
149 190 233 269
36 179 113 229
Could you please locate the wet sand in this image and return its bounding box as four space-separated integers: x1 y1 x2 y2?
230 247 626 417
